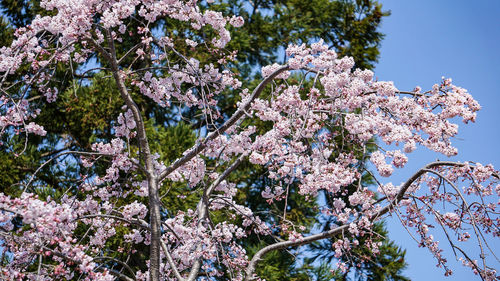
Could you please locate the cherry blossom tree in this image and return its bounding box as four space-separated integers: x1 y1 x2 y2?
0 1 498 281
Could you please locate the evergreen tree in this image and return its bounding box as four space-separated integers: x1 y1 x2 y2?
0 0 408 279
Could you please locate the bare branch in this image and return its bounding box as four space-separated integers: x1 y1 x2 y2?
244 224 349 280
76 214 150 230
93 256 137 280
160 240 185 281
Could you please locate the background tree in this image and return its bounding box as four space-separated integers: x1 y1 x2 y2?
0 1 407 280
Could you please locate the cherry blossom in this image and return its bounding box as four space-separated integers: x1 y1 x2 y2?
0 1 498 281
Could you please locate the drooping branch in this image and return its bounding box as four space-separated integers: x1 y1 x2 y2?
24 150 114 192
244 161 490 280
93 256 137 280
39 246 135 281
382 161 498 213
244 224 349 280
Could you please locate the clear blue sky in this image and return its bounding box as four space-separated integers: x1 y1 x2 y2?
375 1 500 280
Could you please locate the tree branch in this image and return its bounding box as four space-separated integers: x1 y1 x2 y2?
186 153 247 281
159 66 290 182
40 246 135 281
104 28 162 281
244 161 480 280
93 256 137 280
160 240 185 281
76 214 150 230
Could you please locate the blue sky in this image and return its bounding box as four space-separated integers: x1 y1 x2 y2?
375 1 500 280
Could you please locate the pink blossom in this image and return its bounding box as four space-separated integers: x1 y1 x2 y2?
229 16 245 27
25 122 47 136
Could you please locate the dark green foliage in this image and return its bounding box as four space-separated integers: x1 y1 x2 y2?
308 222 409 281
0 1 408 280
0 0 42 27
214 0 388 71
